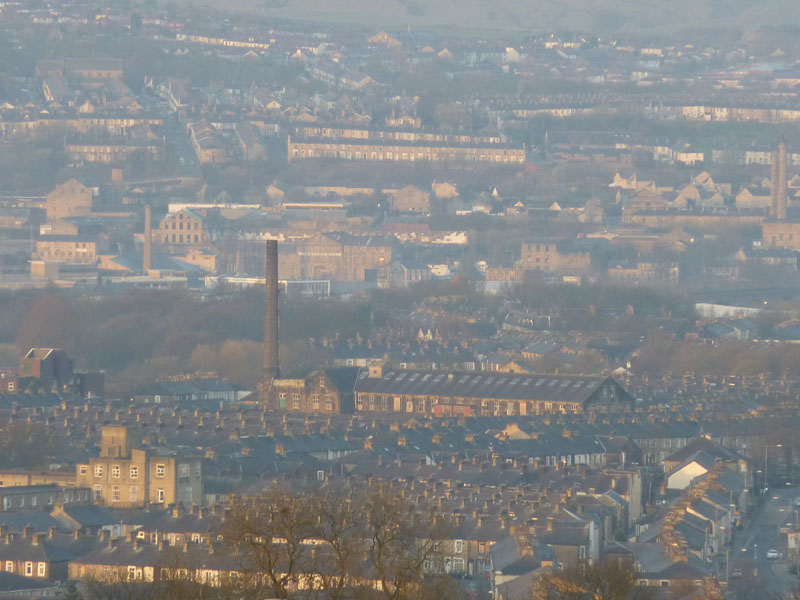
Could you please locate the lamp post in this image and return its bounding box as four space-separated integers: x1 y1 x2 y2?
765 444 783 495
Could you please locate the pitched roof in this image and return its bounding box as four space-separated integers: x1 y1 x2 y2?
54 505 118 528
0 536 75 563
673 450 717 474
0 571 60 592
664 436 743 465
355 369 622 406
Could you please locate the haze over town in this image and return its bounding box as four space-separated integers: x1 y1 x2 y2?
0 0 800 599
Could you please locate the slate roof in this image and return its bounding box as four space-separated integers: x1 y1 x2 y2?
138 510 220 535
74 539 297 572
355 370 621 405
690 499 722 522
0 571 60 592
55 505 118 528
715 469 745 495
0 484 61 496
648 558 709 580
318 367 361 394
0 512 63 533
489 535 523 571
664 437 744 465
111 246 206 271
0 535 75 563
674 519 707 550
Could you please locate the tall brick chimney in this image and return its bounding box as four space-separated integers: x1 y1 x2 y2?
264 239 279 380
771 151 779 218
778 141 788 221
143 204 152 272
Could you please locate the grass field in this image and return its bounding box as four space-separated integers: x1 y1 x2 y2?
168 0 800 37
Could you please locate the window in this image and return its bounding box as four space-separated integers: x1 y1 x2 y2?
111 486 120 502
130 486 138 503
130 465 138 479
179 464 190 478
31 496 36 507
156 488 165 503
24 562 32 577
37 562 45 577
111 465 120 478
455 540 464 554
195 464 202 477
156 464 165 478
94 465 103 478
79 465 87 476
93 485 102 501
5 561 12 572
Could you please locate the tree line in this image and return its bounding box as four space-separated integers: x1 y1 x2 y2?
80 482 459 600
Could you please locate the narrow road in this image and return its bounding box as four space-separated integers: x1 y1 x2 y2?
727 486 800 597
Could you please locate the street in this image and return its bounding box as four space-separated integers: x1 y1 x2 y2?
727 485 800 597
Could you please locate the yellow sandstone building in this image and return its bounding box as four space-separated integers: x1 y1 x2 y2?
76 426 203 508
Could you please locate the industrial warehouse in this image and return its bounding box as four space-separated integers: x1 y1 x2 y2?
255 238 633 416
264 361 632 416
352 362 632 416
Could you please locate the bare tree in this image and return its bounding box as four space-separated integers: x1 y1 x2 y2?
531 559 653 600
221 484 316 599
219 482 459 600
304 485 366 600
362 483 456 600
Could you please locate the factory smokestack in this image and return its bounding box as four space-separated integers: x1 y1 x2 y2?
264 239 279 380
778 141 788 221
771 151 779 218
143 204 152 272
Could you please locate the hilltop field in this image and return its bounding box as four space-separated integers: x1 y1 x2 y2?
171 0 800 36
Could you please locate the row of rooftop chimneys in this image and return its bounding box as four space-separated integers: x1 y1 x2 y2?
1 525 58 544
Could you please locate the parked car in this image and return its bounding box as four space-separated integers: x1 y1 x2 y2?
766 549 780 560
730 568 743 579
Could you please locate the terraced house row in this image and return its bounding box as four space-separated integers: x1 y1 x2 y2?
287 135 526 164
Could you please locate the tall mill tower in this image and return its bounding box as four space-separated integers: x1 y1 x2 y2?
259 239 280 407
264 238 279 380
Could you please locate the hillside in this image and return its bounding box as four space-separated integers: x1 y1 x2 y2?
204 0 800 36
